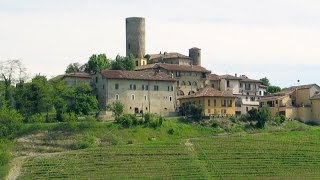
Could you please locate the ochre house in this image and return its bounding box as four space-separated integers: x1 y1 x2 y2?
178 86 236 116
258 84 320 122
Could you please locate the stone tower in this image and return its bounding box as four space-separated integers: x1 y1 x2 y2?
126 17 145 58
189 47 201 66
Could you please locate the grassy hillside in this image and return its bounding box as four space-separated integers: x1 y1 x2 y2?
2 118 320 179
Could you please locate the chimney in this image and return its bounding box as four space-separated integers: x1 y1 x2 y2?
235 73 237 77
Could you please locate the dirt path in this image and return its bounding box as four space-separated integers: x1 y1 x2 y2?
5 132 74 180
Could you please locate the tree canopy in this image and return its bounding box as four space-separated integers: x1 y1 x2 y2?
84 54 111 73
65 62 84 73
111 55 135 71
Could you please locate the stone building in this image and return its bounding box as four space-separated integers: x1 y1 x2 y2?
61 72 92 87
135 63 211 99
178 86 236 116
206 74 265 115
93 70 177 117
258 84 320 122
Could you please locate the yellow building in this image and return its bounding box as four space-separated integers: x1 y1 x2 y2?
178 86 236 116
311 94 320 122
259 84 320 122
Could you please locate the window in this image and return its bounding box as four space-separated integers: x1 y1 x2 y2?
221 109 227 114
214 99 217 106
130 84 136 90
95 77 98 83
154 85 159 91
144 95 147 101
146 85 149 90
142 85 145 90
250 97 255 101
128 43 131 50
177 90 184 96
208 109 211 114
193 81 197 86
188 81 192 86
245 83 251 90
115 84 119 90
169 96 172 101
212 84 215 88
182 81 186 86
240 83 243 88
221 100 226 107
177 81 180 86
103 84 105 89
115 94 119 100
176 71 181 77
228 100 233 107
135 61 138 66
227 80 230 88
131 94 135 100
208 99 211 106
171 86 174 91
142 85 148 91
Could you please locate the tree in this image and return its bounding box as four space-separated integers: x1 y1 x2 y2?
84 54 110 73
186 104 203 121
259 77 270 87
50 79 69 121
0 60 28 107
111 55 135 71
0 105 23 138
107 101 124 120
15 75 54 122
67 84 99 115
257 106 272 128
65 62 84 73
267 86 281 93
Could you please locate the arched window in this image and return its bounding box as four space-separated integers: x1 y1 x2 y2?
177 90 184 96
193 81 197 86
182 81 186 86
188 91 195 95
188 81 192 86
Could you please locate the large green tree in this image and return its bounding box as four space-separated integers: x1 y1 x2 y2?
65 62 84 73
84 54 111 73
259 77 270 87
67 84 99 115
267 86 281 93
111 55 135 71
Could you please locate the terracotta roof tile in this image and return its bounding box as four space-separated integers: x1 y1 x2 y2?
100 70 176 81
135 63 211 73
286 84 319 90
311 93 320 100
178 86 235 100
148 53 191 61
63 72 92 79
219 74 242 80
209 74 220 81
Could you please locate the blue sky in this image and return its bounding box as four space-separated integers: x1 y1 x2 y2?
0 0 319 87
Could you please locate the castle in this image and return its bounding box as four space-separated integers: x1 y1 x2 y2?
62 17 320 122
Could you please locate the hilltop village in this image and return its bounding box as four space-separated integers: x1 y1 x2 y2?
61 17 320 123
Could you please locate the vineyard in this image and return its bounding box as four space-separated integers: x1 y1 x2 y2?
17 129 320 179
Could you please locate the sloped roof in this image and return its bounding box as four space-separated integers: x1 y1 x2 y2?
63 72 92 79
240 77 261 83
100 70 176 82
311 93 320 100
178 86 235 100
285 84 320 90
148 53 192 61
209 74 220 81
135 63 211 73
219 74 242 80
258 88 294 101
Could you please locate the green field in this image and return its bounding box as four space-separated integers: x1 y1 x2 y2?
17 127 320 179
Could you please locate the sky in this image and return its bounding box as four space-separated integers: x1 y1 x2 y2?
1 0 320 87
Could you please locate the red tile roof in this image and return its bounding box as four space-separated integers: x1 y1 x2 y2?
100 70 176 81
135 63 211 73
219 74 242 80
148 53 192 61
178 86 235 100
209 74 220 81
63 72 92 79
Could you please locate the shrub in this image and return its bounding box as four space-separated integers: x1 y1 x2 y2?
117 114 138 128
0 107 23 138
144 113 152 125
25 113 46 123
168 128 175 135
62 112 77 122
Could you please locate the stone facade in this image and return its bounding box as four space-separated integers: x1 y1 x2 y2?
61 72 92 87
93 70 177 117
259 84 320 122
126 17 145 58
179 86 236 116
